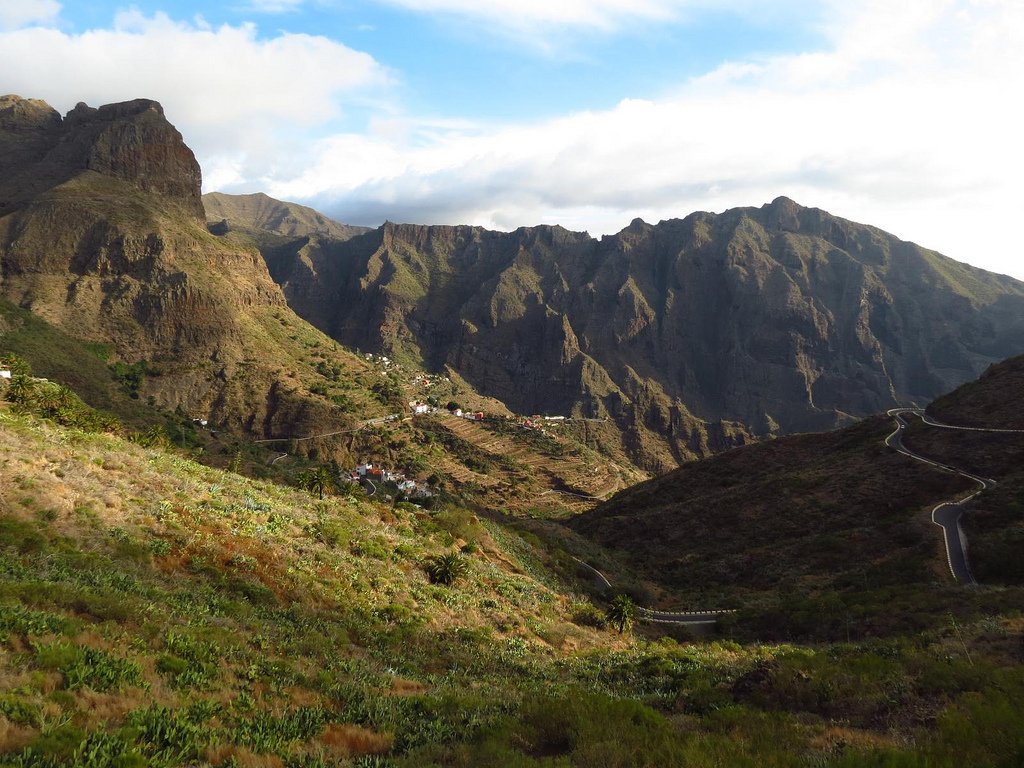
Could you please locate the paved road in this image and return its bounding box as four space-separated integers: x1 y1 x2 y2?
885 408 1004 584
571 557 735 626
638 608 736 625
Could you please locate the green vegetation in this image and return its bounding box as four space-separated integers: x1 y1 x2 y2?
424 552 470 585
298 465 335 500
1 402 1023 766
2 270 1024 767
606 594 637 634
0 301 156 428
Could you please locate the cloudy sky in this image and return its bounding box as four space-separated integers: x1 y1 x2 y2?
1 0 1022 278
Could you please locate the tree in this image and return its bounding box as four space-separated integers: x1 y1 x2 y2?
299 466 335 500
424 552 470 585
606 594 636 634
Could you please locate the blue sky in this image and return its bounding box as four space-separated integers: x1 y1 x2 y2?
1 1 1023 279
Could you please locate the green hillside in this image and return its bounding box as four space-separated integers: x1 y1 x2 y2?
2 404 1024 766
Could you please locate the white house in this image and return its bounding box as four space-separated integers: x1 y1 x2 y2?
0 370 11 380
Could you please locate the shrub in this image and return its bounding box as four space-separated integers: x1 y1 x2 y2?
570 601 607 629
424 553 470 586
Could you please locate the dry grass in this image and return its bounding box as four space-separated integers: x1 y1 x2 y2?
316 723 393 757
0 718 35 754
207 745 285 767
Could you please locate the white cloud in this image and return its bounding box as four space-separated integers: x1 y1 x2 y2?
240 0 305 12
0 0 60 30
0 10 389 187
268 0 1024 279
374 0 820 41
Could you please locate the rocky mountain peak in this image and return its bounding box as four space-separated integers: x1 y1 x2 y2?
58 98 203 218
0 96 203 220
0 94 62 133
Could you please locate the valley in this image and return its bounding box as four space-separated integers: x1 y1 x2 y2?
1 94 1024 767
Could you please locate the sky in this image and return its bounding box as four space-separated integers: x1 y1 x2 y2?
1 0 1022 278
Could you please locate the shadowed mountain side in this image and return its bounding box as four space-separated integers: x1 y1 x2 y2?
900 355 1024 584
569 416 974 601
927 354 1024 429
225 194 1024 470
574 355 1024 609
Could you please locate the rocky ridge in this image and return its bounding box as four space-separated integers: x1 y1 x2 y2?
226 194 1024 471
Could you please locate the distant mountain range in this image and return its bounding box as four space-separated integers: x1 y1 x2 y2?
208 192 1024 471
4 93 1024 474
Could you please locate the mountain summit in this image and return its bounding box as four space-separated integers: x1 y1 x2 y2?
0 95 203 219
0 97 382 442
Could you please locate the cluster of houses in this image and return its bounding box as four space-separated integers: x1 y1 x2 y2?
408 400 486 421
348 462 434 498
364 353 394 370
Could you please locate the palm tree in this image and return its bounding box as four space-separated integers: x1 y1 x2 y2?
606 594 636 634
300 466 335 500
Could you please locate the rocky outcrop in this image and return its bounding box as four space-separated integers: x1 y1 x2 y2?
0 97 354 440
241 197 1024 470
1 95 203 219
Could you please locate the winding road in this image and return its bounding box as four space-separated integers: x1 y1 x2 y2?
571 557 735 626
885 407 1021 584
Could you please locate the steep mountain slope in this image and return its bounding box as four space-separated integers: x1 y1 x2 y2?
926 354 1024 429
571 355 1024 631
0 95 391 445
228 195 1024 471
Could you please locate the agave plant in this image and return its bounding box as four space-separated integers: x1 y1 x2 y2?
424 552 470 585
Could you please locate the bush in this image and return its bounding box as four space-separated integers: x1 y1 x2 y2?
570 601 607 629
424 553 470 585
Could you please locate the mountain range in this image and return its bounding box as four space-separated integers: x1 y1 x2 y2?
5 93 1024 474
208 188 1024 471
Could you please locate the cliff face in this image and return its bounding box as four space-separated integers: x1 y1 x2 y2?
1 96 203 219
0 96 360 439
243 196 1024 470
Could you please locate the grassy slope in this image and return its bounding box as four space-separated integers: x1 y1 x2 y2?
2 410 1024 767
0 299 158 428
